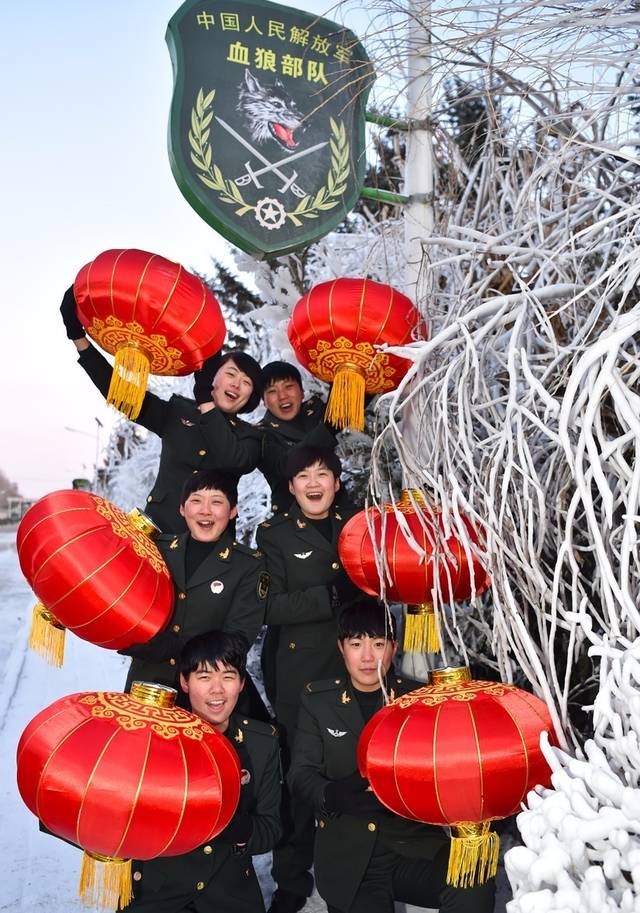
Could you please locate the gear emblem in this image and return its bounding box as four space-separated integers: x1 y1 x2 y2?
254 197 286 230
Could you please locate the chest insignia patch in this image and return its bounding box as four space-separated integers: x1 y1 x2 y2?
294 551 312 559
180 417 195 427
327 728 347 738
210 580 224 595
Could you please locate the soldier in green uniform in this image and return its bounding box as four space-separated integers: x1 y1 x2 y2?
60 287 263 533
256 446 359 913
121 470 269 719
127 630 282 913
288 600 496 913
257 361 337 515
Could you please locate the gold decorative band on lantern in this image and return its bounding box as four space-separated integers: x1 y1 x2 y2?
28 603 66 668
130 682 177 708
447 821 499 887
126 508 161 540
79 850 133 910
400 489 426 509
431 666 471 686
403 603 440 654
324 361 367 432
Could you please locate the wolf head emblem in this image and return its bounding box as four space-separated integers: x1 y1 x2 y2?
238 69 305 151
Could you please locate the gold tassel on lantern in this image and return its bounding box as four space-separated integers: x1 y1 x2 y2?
446 821 500 888
403 603 440 653
107 343 150 420
324 362 366 432
79 851 133 911
28 603 65 667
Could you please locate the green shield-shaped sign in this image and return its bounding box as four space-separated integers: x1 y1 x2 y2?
166 0 374 258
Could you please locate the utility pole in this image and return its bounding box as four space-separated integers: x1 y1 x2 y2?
403 0 435 306
401 0 436 682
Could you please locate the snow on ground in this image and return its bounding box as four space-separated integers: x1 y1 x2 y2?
0 528 508 912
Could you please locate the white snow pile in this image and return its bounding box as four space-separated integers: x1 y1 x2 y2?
507 648 640 913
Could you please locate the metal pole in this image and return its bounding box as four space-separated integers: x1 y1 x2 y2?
401 0 435 682
403 0 435 305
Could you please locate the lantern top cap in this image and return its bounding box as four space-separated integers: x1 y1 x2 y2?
127 508 161 540
130 682 177 708
431 666 472 686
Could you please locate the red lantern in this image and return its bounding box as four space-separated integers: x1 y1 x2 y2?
17 683 240 909
17 490 174 667
288 277 420 431
74 249 226 418
358 667 554 887
338 490 491 653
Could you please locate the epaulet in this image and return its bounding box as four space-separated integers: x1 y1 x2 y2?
156 533 175 543
232 540 264 559
305 677 344 694
237 717 279 739
258 512 290 530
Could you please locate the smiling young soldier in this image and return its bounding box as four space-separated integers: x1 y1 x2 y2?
127 630 282 913
256 446 359 913
121 470 269 719
60 287 263 533
288 600 496 913
257 361 339 515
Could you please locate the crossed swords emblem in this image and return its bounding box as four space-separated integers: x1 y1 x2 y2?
215 116 327 199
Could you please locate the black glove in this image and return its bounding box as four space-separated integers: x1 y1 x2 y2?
330 569 360 612
323 771 387 816
193 353 222 405
60 286 85 340
220 810 253 846
118 627 183 662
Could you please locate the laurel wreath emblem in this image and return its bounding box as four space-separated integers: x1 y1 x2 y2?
188 87 351 227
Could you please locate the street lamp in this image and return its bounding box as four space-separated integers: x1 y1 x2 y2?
64 417 104 492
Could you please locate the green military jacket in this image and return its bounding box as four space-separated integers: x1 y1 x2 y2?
129 713 282 912
288 676 447 912
124 530 269 692
78 345 261 532
257 395 336 514
255 502 357 719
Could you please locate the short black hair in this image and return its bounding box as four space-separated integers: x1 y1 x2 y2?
179 630 249 679
180 470 238 507
262 361 303 391
218 350 263 413
286 445 342 481
337 599 397 642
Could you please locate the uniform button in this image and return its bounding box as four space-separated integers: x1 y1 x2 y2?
178 592 186 600
331 562 339 570
203 845 213 855
192 469 198 474
196 881 205 891
133 871 142 882
243 719 249 725
198 449 206 456
272 504 278 511
368 822 376 832
169 658 176 666
319 820 325 828
147 496 153 503
172 624 181 633
289 642 296 649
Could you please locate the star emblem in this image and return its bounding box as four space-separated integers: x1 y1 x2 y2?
255 197 286 230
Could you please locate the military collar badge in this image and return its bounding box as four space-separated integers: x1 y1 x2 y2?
166 0 374 257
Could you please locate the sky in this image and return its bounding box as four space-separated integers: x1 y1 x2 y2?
0 0 367 500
